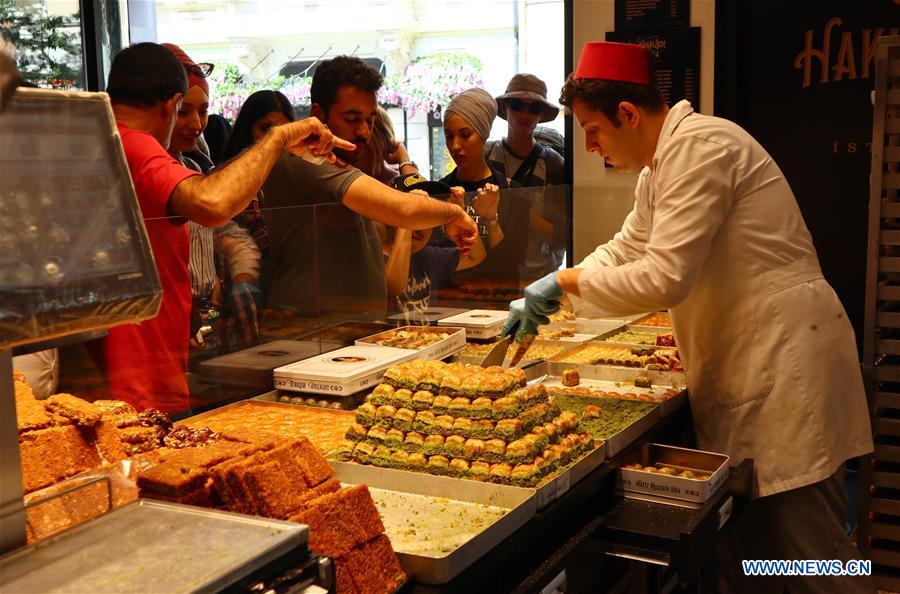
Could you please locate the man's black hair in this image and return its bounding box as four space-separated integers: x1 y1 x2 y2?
106 42 187 107
310 55 383 116
559 69 665 128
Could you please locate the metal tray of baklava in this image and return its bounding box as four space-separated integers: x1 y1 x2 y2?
532 443 606 508
541 372 686 418
451 339 583 367
590 325 675 349
0 499 306 594
332 462 536 585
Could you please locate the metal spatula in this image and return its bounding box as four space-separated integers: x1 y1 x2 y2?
480 336 512 368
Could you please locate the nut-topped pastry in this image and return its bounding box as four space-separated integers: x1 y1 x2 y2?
506 439 533 464
470 397 493 419
385 428 406 448
435 414 455 435
427 455 451 475
423 434 446 456
495 418 524 440
392 388 414 409
432 395 453 416
345 422 368 442
394 408 417 431
449 458 471 478
449 397 472 417
463 438 485 460
444 435 466 457
489 462 513 484
484 438 507 463
353 440 376 464
366 425 389 443
374 404 397 426
372 445 394 467
404 431 425 452
407 452 427 468
471 419 495 439
470 460 491 481
412 390 435 411
389 450 410 470
492 397 519 420
413 410 436 433
356 402 377 426
371 383 395 405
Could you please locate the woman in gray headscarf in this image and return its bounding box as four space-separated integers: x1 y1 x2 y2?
438 88 530 282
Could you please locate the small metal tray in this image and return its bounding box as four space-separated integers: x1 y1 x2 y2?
332 462 536 585
0 499 306 593
541 374 686 418
617 444 730 506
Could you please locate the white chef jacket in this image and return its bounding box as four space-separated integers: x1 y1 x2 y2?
572 100 872 497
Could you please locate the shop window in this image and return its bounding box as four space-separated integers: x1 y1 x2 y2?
0 0 85 89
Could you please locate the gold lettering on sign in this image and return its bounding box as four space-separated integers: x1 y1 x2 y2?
793 17 898 88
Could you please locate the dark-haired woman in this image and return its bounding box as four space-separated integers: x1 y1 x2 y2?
221 90 296 302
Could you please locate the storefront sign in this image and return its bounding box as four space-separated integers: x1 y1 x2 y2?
714 0 900 346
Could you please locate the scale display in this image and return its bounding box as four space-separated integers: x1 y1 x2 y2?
0 88 161 349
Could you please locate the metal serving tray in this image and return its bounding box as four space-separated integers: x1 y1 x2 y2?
0 499 306 594
332 462 536 585
387 307 469 325
543 319 624 336
452 339 583 367
541 374 686 418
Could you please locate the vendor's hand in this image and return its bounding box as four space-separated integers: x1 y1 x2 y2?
385 140 410 166
501 272 564 341
449 186 466 208
502 299 540 343
444 207 478 256
275 117 356 162
474 183 500 220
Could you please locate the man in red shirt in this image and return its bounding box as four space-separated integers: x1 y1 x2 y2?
98 43 477 414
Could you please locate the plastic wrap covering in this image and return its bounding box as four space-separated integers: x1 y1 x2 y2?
0 88 161 350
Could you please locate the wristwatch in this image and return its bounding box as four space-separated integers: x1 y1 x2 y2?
398 160 418 170
485 213 500 227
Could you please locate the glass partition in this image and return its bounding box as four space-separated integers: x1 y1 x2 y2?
56 183 571 417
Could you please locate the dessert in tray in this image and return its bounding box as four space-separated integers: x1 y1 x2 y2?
550 392 657 443
335 360 594 487
363 328 453 349
185 402 354 457
633 312 672 327
555 344 685 371
458 340 570 362
135 435 406 594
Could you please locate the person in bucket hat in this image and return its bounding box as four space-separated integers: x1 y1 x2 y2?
487 73 566 280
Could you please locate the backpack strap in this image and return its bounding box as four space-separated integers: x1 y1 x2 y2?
512 143 544 184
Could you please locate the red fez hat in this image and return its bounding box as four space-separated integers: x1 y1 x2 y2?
574 41 651 85
162 42 209 96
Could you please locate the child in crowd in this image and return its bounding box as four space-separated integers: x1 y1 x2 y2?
383 178 486 312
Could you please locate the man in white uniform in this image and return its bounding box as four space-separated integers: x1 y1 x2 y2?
503 41 874 593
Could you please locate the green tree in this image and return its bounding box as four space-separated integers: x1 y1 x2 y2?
0 0 83 88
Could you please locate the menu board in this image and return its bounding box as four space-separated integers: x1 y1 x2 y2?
615 0 690 28
606 27 701 108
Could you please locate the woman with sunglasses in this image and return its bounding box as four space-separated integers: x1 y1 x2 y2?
488 73 567 280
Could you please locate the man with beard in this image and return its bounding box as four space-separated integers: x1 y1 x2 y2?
263 56 446 315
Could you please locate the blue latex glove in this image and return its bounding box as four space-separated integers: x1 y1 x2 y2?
501 272 564 341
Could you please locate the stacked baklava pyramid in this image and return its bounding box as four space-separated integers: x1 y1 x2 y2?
336 360 593 486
